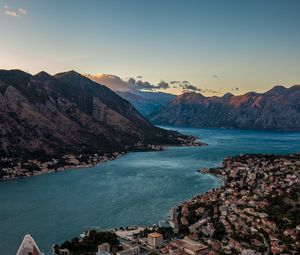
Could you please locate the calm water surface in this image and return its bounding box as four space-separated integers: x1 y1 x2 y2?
0 127 299 254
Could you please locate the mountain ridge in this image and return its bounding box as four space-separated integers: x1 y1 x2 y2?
151 85 300 131
0 69 195 159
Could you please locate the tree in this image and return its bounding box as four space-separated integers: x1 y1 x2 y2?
178 225 190 236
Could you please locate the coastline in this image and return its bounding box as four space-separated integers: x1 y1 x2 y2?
0 136 206 181
197 167 224 178
7 151 300 254
54 152 300 255
170 153 300 254
3 122 299 255
0 152 124 181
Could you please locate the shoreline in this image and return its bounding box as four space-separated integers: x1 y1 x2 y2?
0 152 124 181
52 156 224 253
56 152 300 255
170 152 300 254
0 136 206 181
11 152 300 254
197 167 224 178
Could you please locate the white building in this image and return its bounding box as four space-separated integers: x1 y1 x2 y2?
147 232 163 248
158 220 170 228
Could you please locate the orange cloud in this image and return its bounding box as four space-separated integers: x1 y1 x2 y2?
4 5 27 17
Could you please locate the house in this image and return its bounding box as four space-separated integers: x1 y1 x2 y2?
169 237 209 255
148 232 163 248
58 249 70 255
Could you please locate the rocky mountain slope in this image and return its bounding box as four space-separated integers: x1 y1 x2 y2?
151 85 300 131
0 69 193 159
117 91 175 117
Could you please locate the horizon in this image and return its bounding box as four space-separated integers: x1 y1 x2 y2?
1 0 300 96
1 68 299 97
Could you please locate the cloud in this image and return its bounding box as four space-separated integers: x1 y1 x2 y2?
181 84 201 92
87 73 222 95
127 77 170 91
157 81 169 89
86 73 132 92
4 5 27 17
86 74 169 92
201 89 220 94
170 80 201 92
135 80 153 90
18 8 27 16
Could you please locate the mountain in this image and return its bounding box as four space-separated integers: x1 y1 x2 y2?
117 91 175 117
151 85 300 131
85 73 176 117
0 69 193 159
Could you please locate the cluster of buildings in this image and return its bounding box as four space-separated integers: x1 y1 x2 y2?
0 152 120 180
50 228 209 255
172 154 300 254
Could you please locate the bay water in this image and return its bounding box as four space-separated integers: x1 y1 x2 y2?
0 127 299 254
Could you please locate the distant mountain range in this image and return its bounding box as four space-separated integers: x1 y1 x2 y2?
86 73 175 117
151 85 300 131
0 70 191 158
116 91 175 117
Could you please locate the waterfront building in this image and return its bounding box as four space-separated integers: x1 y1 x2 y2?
57 248 70 255
147 232 163 248
169 237 209 255
158 220 170 228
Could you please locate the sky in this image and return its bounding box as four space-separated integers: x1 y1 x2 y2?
0 0 300 96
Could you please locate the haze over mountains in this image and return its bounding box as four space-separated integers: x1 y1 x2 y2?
86 73 175 116
0 70 189 158
151 85 300 131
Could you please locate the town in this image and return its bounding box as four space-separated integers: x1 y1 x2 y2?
0 152 123 180
15 153 300 255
